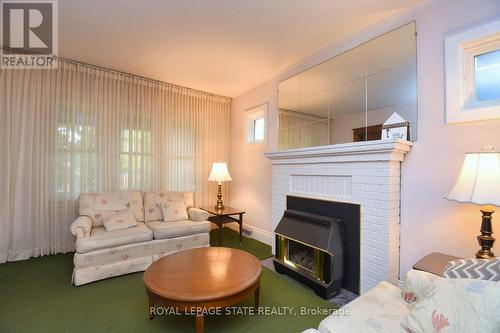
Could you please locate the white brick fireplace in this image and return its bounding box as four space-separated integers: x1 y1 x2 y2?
265 139 412 294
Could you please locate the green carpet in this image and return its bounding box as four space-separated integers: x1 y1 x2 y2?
209 227 272 260
0 253 335 333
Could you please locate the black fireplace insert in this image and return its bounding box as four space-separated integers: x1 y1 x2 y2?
273 196 360 298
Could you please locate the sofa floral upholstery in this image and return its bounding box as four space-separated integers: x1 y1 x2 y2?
306 267 500 333
72 242 154 286
146 220 210 239
71 191 210 286
304 270 438 333
75 223 153 254
316 281 411 333
144 191 194 222
152 234 210 261
402 269 440 305
79 191 145 227
402 278 500 332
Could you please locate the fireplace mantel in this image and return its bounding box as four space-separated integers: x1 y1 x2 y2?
265 139 412 294
265 139 413 163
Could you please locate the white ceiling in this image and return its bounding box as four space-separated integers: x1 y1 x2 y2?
59 0 422 97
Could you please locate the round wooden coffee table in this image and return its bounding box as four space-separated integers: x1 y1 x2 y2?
143 247 262 333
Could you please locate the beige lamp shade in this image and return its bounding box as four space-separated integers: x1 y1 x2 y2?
208 162 232 182
446 150 500 206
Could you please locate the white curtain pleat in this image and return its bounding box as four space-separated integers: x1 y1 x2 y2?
0 61 230 263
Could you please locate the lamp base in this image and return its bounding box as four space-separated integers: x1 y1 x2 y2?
215 183 224 210
476 209 496 259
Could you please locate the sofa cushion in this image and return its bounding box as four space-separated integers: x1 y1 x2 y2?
75 222 153 254
79 191 145 227
146 220 210 239
160 200 189 222
318 282 410 333
403 269 440 305
402 278 500 333
144 191 194 222
93 192 127 211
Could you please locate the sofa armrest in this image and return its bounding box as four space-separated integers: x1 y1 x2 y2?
70 216 93 239
402 269 440 305
187 208 209 222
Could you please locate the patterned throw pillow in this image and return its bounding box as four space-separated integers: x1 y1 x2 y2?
103 211 137 231
402 269 440 305
401 278 500 333
443 258 500 281
160 200 189 222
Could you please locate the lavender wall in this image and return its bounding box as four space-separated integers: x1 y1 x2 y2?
229 0 500 277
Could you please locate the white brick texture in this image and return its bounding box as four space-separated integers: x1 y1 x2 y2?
265 140 412 294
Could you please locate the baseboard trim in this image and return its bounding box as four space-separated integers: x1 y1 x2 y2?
225 223 273 246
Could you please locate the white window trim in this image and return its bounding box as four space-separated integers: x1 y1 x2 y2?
245 103 268 145
445 18 500 124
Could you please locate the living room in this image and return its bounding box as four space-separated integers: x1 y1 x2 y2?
1 0 500 332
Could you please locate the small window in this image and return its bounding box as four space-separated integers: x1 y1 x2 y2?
245 104 267 144
474 49 500 103
253 117 265 142
445 18 500 124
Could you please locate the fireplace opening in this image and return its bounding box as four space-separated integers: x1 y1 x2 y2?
273 196 360 298
276 235 333 284
288 239 314 272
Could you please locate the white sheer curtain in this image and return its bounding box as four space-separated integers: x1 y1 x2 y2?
0 61 230 263
278 110 330 150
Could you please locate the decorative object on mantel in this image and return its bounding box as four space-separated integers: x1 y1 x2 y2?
446 146 500 259
381 112 409 141
208 162 232 210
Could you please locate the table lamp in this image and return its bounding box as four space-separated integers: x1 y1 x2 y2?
208 162 232 210
445 146 500 259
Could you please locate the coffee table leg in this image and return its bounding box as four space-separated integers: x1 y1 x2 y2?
196 313 204 333
148 295 154 320
254 283 260 309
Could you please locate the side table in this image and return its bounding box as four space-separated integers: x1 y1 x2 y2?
199 206 245 246
413 252 462 276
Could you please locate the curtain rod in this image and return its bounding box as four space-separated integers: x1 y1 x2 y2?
0 46 232 102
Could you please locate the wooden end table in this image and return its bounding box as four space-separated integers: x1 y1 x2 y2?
413 252 462 276
144 247 261 333
200 206 245 246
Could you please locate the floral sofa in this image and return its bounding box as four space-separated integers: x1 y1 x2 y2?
304 279 414 333
304 260 500 333
70 191 210 286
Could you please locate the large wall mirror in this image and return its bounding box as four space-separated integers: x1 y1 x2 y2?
278 22 417 150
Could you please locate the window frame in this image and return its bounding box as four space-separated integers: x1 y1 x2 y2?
463 38 500 108
245 103 268 145
445 18 500 124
